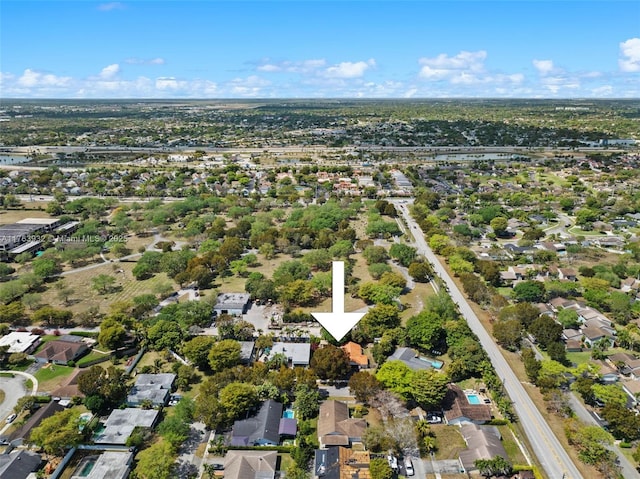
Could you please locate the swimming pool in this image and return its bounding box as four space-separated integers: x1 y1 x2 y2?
466 394 482 405
283 409 295 419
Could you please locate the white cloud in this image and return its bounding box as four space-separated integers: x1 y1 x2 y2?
125 57 165 65
324 59 376 79
256 59 327 74
533 59 554 75
99 64 120 80
98 2 125 11
155 77 182 90
418 51 487 79
619 38 640 72
17 69 72 88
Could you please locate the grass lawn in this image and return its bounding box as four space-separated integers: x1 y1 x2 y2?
565 351 593 367
498 425 528 465
76 350 110 367
0 390 5 405
432 425 466 460
0 209 53 224
34 364 76 392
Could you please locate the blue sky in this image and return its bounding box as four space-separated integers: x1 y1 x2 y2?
1 1 639 98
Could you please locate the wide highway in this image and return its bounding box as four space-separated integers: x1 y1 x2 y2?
393 199 583 479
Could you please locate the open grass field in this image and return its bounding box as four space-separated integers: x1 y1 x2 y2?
0 208 52 224
40 262 175 315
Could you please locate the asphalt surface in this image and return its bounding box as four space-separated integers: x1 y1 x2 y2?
393 199 584 479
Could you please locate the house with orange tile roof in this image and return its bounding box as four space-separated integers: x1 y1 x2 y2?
341 342 368 369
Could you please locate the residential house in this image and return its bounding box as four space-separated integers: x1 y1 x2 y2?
341 342 369 369
621 277 640 294
70 451 134 479
223 450 277 479
266 342 311 367
313 447 371 479
443 385 492 425
231 400 283 447
126 373 176 407
0 331 41 354
213 293 251 316
34 336 89 365
317 400 367 448
558 268 577 281
622 380 640 404
593 360 619 383
582 327 615 348
607 352 640 379
0 450 42 479
458 423 510 474
94 408 160 445
387 347 433 371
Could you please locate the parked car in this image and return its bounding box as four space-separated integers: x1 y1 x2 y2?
404 457 415 476
5 413 17 424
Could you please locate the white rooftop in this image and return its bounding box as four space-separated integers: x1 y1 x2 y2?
0 331 41 353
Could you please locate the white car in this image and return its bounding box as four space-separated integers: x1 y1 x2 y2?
5 413 17 424
404 457 415 476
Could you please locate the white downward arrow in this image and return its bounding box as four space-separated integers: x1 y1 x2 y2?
311 261 366 341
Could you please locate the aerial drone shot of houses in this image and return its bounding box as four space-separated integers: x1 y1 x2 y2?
0 98 638 479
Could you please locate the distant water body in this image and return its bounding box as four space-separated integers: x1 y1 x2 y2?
0 155 31 164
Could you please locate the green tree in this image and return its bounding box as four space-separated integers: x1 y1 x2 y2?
512 280 546 303
375 360 413 400
29 408 83 456
389 243 417 267
218 382 259 421
310 345 350 380
182 336 216 370
348 371 382 404
369 458 394 479
134 441 176 479
294 384 321 420
492 319 523 351
92 274 116 294
147 319 184 351
98 318 127 350
208 339 242 373
412 369 449 409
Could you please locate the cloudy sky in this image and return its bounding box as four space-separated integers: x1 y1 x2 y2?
1 1 639 98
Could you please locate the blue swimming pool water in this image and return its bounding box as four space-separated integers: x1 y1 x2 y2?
283 409 295 419
467 394 481 405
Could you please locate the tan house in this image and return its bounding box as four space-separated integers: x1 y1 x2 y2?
317 400 366 447
443 385 492 425
223 450 277 479
34 337 89 365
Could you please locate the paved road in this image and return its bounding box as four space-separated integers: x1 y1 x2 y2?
393 199 584 479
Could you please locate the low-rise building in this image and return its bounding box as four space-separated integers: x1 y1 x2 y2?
458 423 509 474
0 450 42 479
213 293 251 316
94 408 159 445
317 400 366 448
126 373 175 407
34 336 89 365
266 342 311 367
70 451 133 479
223 450 277 479
231 400 283 447
0 331 41 354
443 385 492 425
